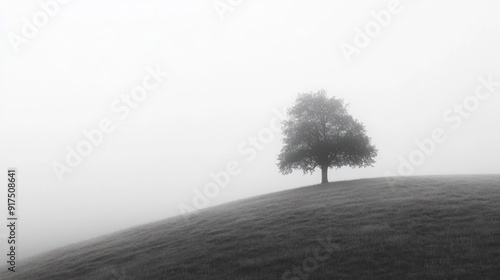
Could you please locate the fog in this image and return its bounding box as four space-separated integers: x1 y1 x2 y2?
0 0 499 259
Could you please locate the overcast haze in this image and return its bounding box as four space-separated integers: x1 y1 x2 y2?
1 0 500 259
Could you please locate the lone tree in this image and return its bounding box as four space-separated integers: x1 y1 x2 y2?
278 90 377 184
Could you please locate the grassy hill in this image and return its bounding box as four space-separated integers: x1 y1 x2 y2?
1 175 499 279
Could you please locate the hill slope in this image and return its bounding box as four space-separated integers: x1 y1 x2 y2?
2 175 500 279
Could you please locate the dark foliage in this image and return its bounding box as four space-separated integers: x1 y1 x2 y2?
278 90 377 183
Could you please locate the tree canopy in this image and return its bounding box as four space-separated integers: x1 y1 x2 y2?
277 90 377 183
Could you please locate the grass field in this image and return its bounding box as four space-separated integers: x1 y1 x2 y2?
1 175 499 279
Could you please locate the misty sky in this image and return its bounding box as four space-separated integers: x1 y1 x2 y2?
1 0 500 259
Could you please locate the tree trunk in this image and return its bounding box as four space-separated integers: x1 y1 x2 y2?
321 165 329 184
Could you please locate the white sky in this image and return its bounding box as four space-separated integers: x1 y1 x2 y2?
0 0 499 259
